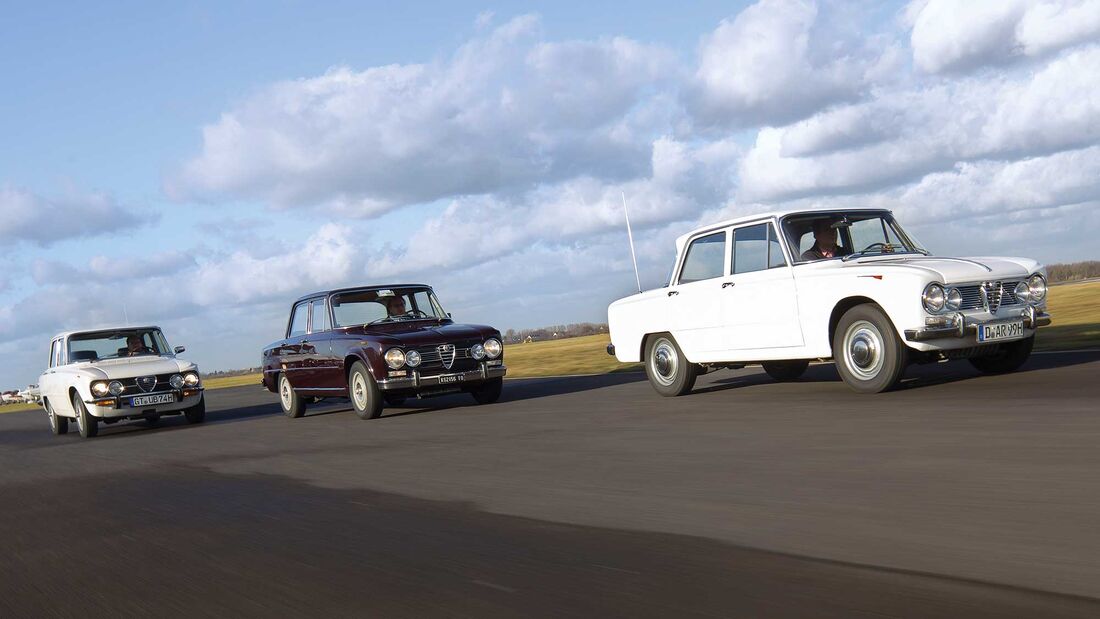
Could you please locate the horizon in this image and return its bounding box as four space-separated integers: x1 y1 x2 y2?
4 0 1100 387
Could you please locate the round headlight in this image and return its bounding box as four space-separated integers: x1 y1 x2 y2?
1028 274 1047 302
91 381 109 396
483 338 502 359
405 350 422 367
384 348 406 369
922 283 946 313
169 374 185 389
108 381 124 396
1014 281 1031 303
470 343 486 360
945 287 962 311
183 372 200 387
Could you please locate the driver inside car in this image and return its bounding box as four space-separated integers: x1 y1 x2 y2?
122 334 151 357
386 296 408 317
801 219 850 261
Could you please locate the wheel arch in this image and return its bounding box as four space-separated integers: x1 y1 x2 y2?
828 296 880 355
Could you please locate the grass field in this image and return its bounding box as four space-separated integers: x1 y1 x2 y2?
2 281 1095 415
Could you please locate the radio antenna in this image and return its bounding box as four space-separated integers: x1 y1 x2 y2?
621 191 642 293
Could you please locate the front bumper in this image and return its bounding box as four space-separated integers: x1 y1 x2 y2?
85 388 204 418
377 365 506 392
904 308 1051 342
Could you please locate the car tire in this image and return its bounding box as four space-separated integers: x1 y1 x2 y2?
72 394 99 438
644 334 698 397
349 362 383 420
833 304 908 394
762 360 810 381
384 395 407 407
470 377 503 405
47 401 69 435
969 336 1034 375
184 396 206 424
278 374 307 419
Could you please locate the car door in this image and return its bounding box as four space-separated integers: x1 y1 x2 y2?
304 297 343 391
279 302 311 386
667 229 730 358
722 222 805 351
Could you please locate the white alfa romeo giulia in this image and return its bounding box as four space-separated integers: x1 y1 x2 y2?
607 208 1052 396
37 326 206 437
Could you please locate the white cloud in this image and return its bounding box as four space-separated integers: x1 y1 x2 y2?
0 185 156 245
908 0 1100 73
171 16 676 215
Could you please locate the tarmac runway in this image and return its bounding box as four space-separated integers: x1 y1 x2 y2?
3 351 1100 618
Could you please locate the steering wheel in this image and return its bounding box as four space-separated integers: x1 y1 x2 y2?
859 242 893 253
401 309 430 318
129 346 154 356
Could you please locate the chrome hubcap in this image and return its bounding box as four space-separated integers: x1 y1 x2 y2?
280 377 292 409
352 373 368 409
844 320 884 380
650 339 679 386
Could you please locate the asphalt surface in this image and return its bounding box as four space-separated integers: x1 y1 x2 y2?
3 351 1100 618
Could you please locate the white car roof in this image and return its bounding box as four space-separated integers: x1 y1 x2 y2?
674 207 891 254
52 326 162 341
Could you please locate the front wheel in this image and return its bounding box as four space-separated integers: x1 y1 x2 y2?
970 336 1034 375
278 374 307 418
470 377 503 405
47 401 69 435
184 397 206 424
833 305 908 394
762 360 810 381
644 335 698 397
349 362 383 420
72 394 99 438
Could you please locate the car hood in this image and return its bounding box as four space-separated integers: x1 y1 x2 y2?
76 356 196 380
820 255 1041 284
339 321 498 346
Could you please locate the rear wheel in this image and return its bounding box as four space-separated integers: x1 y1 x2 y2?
47 401 69 435
762 360 810 381
72 394 98 438
833 305 908 394
644 335 698 397
184 396 206 424
970 336 1034 375
470 377 503 405
279 374 307 418
349 362 383 420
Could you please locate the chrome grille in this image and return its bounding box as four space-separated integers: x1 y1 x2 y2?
954 281 1022 311
411 341 480 375
117 373 178 396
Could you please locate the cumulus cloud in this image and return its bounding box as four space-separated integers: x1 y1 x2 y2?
0 186 156 245
908 0 1100 73
171 15 676 215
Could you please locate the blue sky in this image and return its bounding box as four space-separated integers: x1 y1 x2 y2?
2 0 1100 387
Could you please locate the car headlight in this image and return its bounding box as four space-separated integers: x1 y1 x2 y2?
90 381 110 396
405 350 422 367
108 381 124 396
922 283 946 313
1028 274 1047 303
384 348 406 369
183 372 201 387
945 287 962 311
470 343 486 360
1014 281 1031 304
483 338 502 359
170 374 185 389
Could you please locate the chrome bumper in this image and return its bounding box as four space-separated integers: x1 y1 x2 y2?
904 308 1051 342
377 365 506 391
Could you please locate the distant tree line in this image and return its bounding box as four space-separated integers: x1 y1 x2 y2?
504 322 608 343
1047 261 1100 283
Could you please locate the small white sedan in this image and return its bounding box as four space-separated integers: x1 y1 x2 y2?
607 208 1052 396
37 326 206 437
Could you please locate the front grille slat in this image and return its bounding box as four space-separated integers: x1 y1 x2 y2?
954 281 1022 311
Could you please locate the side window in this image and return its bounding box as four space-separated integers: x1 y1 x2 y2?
310 299 329 333
678 232 727 284
732 224 768 274
48 340 57 368
768 224 787 268
288 303 309 338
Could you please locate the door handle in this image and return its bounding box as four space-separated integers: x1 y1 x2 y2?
667 291 679 297
722 282 736 288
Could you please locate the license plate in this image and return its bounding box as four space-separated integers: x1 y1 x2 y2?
130 393 174 407
977 321 1025 343
437 374 464 384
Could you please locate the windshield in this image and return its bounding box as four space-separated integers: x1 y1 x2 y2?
331 287 448 327
782 212 925 263
67 329 171 363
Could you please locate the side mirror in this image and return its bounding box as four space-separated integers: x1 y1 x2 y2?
447 312 452 318
174 346 186 354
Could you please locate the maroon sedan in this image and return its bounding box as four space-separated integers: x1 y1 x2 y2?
263 285 506 419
